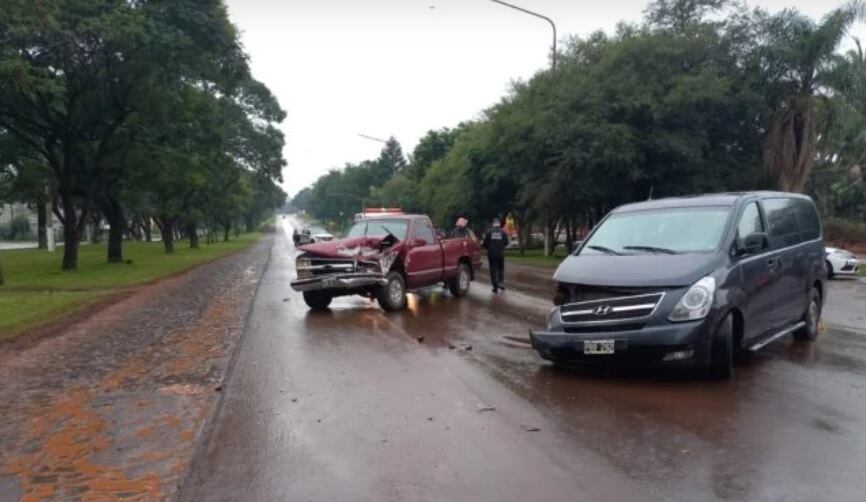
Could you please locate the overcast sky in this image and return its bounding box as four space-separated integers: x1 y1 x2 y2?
224 0 865 198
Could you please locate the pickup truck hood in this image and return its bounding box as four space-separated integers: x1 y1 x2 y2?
299 236 400 259
554 253 722 288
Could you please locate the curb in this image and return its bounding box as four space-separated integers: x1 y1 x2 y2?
174 235 275 501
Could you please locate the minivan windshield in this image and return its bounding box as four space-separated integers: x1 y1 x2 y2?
580 207 731 255
346 219 409 241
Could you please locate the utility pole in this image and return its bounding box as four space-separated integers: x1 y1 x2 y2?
490 1 558 255
489 0 557 72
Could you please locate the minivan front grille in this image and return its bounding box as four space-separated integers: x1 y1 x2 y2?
560 292 664 324
557 283 662 304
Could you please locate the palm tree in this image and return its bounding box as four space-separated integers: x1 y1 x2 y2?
762 2 864 192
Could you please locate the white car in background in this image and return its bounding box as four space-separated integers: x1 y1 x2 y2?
311 231 334 243
826 246 860 278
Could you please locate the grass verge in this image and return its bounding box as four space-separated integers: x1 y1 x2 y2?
0 233 260 341
0 291 110 343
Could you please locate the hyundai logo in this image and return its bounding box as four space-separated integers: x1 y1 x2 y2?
592 305 613 316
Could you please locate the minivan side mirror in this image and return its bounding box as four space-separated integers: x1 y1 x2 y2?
739 232 768 256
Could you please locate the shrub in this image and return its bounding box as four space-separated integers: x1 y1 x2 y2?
824 217 866 245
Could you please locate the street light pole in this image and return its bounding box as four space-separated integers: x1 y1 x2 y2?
489 0 557 71
358 133 389 144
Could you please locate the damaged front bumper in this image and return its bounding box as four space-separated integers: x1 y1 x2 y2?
290 273 388 293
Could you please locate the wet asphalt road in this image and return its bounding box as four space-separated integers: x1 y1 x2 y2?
183 217 866 502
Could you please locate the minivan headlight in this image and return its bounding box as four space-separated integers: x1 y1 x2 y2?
669 276 716 322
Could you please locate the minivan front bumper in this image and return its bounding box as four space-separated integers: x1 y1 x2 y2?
530 318 715 367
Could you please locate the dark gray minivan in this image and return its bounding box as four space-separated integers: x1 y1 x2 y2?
530 192 826 378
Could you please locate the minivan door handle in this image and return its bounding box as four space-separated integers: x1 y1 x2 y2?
766 257 779 268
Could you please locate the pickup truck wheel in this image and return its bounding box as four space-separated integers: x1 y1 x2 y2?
303 291 332 311
377 271 407 311
449 263 471 297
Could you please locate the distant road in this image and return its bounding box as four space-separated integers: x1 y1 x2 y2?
0 242 38 250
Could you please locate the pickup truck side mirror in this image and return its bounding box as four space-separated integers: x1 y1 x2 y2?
412 238 428 247
738 232 768 256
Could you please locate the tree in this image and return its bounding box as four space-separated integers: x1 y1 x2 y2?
761 2 865 192
406 128 461 181
135 78 285 253
370 137 407 186
296 0 866 242
290 188 313 213
814 39 866 218
0 0 277 267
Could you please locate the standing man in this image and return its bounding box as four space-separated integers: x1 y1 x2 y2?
450 216 470 238
482 217 508 293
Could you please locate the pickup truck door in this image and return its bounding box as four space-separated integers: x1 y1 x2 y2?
405 219 444 288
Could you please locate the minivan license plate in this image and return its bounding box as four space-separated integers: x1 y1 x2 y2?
584 340 615 355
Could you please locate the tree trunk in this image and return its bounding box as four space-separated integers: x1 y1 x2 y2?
143 217 152 242
62 219 80 270
0 255 4 285
104 199 124 264
37 201 48 249
764 95 817 193
188 223 200 249
160 219 175 253
89 215 102 244
128 219 142 241
224 223 230 242
60 190 82 271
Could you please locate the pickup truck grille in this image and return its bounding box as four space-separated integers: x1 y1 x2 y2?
296 258 356 279
560 292 664 324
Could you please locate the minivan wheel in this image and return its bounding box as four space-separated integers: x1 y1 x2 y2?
377 271 407 312
709 313 734 380
303 291 332 311
449 263 471 297
793 288 821 341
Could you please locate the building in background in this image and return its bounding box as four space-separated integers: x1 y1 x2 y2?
0 203 39 241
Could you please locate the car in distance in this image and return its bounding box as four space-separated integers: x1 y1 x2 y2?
311 230 334 243
294 227 313 246
530 192 826 379
825 246 860 278
291 214 482 311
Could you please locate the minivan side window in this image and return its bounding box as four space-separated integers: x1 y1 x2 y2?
793 198 821 241
736 202 764 242
762 198 800 248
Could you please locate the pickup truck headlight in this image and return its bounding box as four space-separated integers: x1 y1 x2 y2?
296 257 312 279
669 276 715 322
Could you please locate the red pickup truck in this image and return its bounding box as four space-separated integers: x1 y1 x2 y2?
291 214 482 311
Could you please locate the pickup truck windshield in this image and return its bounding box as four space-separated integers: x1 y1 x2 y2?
581 207 731 255
346 219 409 240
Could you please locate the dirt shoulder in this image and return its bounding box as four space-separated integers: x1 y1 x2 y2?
476 259 555 298
0 235 273 501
